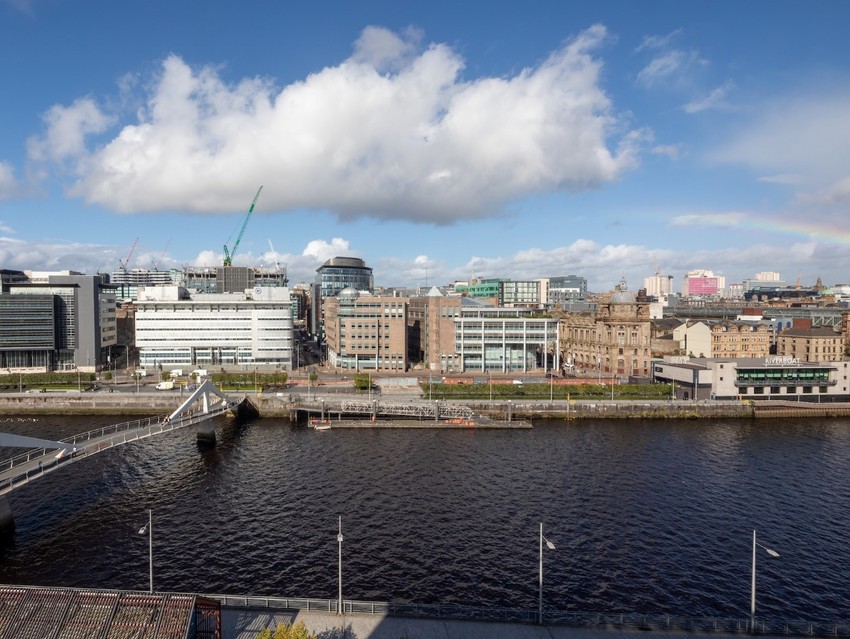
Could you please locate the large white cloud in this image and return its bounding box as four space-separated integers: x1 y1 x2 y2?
28 25 641 222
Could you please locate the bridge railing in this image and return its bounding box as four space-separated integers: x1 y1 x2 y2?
0 404 232 477
0 415 166 473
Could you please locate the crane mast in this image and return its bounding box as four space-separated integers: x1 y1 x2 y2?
223 185 263 266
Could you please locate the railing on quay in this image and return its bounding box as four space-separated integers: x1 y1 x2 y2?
207 594 850 637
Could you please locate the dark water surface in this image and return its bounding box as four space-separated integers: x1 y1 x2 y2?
0 415 848 621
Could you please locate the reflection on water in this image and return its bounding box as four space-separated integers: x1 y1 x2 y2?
0 415 848 621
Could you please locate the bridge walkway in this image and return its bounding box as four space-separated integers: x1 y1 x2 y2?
0 382 238 497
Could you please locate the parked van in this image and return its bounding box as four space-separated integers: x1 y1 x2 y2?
135 369 148 377
169 369 183 378
191 369 208 379
155 380 175 391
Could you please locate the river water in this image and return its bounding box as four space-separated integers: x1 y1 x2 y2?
0 414 848 622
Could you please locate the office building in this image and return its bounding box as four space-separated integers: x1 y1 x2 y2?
681 269 725 298
0 271 117 372
455 306 560 373
323 289 408 371
408 288 462 372
135 286 293 370
311 257 374 338
498 280 541 308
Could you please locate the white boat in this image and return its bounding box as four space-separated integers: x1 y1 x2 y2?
315 423 331 431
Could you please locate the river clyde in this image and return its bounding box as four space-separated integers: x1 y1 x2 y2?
0 414 848 623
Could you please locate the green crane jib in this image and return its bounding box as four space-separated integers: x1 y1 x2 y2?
223 185 263 266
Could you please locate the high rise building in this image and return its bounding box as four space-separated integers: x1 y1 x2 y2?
643 272 674 298
681 269 725 298
311 257 373 338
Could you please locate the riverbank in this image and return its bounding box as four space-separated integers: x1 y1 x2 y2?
4 390 850 419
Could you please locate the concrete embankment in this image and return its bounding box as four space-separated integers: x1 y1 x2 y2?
0 391 184 416
3 391 850 421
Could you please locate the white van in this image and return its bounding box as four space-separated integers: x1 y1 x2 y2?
191 369 208 378
169 369 183 378
155 380 175 391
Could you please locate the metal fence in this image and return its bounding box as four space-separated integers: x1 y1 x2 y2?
207 594 850 637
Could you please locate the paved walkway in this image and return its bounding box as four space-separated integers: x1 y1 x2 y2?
221 608 759 639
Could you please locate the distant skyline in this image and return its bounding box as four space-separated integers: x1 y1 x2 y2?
1 0 850 292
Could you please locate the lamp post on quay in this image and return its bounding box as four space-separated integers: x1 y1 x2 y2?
539 522 556 625
751 530 780 632
138 509 153 593
337 515 344 615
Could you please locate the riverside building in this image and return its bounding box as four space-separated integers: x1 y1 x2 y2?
134 285 293 371
323 288 408 371
454 305 560 373
653 356 850 401
0 271 116 372
559 278 652 378
408 288 463 372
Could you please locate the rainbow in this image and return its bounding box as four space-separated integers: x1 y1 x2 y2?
743 217 850 246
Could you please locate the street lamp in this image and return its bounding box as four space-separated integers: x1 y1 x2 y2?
539 522 556 625
751 530 780 631
337 515 344 615
138 509 153 593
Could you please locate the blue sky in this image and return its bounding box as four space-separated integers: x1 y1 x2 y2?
2 0 850 292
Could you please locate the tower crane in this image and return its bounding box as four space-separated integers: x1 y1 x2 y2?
223 185 263 266
119 237 139 274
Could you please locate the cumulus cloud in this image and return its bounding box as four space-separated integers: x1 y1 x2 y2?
28 98 113 167
28 25 641 222
1 231 847 293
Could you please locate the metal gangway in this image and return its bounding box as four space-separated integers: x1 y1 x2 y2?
0 380 241 497
336 400 474 420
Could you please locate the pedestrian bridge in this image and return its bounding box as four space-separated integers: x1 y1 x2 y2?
0 381 255 529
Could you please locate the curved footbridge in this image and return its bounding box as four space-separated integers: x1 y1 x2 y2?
0 380 257 532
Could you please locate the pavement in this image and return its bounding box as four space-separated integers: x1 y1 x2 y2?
221 608 752 639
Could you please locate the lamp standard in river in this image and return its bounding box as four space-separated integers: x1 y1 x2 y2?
539 522 556 625
751 530 780 631
138 509 153 593
337 515 344 614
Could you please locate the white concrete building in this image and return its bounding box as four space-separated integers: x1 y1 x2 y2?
653 356 850 401
644 272 674 298
135 286 294 371
455 306 560 373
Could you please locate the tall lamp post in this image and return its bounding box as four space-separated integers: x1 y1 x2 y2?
337 515 344 615
539 522 556 625
751 530 780 631
138 509 153 593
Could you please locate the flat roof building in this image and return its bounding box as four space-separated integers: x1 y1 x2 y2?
135 286 293 371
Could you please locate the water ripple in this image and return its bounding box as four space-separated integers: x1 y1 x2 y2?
0 416 848 620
